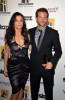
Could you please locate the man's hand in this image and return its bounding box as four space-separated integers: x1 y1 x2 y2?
42 62 53 70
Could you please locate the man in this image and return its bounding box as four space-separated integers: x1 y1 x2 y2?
29 8 62 100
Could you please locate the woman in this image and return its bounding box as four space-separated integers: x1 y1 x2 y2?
4 12 31 100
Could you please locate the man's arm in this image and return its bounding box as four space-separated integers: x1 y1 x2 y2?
42 30 62 69
50 30 62 67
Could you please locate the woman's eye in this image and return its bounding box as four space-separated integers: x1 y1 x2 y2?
15 20 23 22
20 20 23 22
15 20 18 22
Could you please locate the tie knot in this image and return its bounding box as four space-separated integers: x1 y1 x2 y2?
39 29 42 34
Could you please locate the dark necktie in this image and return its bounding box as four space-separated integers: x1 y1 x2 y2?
37 29 42 47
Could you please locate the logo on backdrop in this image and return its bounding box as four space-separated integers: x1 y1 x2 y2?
38 93 46 99
48 19 55 55
22 0 30 3
1 90 9 98
48 18 55 29
0 24 8 29
0 46 5 59
64 65 65 68
25 16 32 20
18 0 33 7
0 0 10 14
0 37 4 40
63 90 65 94
0 69 4 74
48 7 58 12
0 81 10 86
52 46 55 55
22 86 30 99
63 78 65 82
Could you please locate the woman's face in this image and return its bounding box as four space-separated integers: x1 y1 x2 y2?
14 15 23 29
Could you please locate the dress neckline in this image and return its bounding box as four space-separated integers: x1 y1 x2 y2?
14 41 25 47
11 39 25 49
12 38 25 46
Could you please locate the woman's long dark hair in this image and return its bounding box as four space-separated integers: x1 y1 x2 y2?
5 12 28 46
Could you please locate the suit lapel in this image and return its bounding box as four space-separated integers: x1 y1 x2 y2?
32 27 38 52
32 26 49 52
39 26 49 52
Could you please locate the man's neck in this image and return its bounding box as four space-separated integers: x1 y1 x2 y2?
37 25 47 30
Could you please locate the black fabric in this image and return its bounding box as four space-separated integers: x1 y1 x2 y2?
29 26 62 76
29 26 62 100
43 76 54 100
30 74 54 100
30 74 41 100
7 41 30 94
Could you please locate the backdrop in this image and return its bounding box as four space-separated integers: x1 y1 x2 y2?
0 0 65 100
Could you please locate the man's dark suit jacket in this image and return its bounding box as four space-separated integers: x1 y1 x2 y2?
29 26 62 77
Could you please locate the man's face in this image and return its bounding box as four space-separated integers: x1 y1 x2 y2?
36 12 48 28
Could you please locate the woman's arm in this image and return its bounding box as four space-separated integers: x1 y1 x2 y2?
28 33 32 51
4 41 9 77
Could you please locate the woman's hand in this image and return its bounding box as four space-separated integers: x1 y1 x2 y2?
4 68 8 77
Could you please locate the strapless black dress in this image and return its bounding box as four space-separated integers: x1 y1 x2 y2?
7 41 30 94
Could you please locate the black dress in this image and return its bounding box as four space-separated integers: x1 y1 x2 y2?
7 41 30 94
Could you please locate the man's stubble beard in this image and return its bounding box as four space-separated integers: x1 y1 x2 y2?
37 22 47 28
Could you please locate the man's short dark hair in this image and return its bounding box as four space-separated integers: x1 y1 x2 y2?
36 8 49 18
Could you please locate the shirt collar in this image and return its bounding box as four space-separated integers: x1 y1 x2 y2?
36 25 47 32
